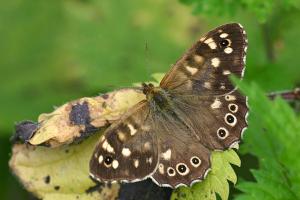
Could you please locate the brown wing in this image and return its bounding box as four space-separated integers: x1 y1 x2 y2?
89 101 159 183
149 110 211 188
160 23 247 96
170 90 248 150
149 23 248 187
159 23 248 150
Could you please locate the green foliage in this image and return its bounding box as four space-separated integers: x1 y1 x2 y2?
179 0 300 23
234 81 300 200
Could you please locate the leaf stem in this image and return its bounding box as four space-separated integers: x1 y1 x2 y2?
267 88 300 101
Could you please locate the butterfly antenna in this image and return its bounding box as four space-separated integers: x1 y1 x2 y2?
144 40 152 78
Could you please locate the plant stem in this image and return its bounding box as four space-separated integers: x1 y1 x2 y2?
267 88 300 101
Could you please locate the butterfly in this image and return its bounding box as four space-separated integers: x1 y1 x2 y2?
89 23 248 188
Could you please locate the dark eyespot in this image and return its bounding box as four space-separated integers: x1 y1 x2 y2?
192 157 200 165
220 39 229 47
178 164 186 173
226 115 235 123
168 168 175 174
104 156 113 165
218 128 227 138
230 105 236 111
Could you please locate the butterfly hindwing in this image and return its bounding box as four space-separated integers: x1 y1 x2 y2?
89 101 159 182
149 111 211 187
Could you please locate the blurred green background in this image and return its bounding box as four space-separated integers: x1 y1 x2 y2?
1 0 300 199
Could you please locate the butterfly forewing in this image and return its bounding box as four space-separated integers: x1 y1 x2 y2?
90 101 159 182
160 23 247 96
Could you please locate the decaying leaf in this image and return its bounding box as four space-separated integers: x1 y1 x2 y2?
9 133 120 200
13 88 145 148
171 149 241 200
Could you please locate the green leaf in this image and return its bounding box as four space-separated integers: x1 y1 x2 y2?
235 82 300 200
171 149 241 200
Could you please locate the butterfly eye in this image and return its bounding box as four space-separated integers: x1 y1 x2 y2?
104 156 113 166
220 39 230 47
217 127 229 139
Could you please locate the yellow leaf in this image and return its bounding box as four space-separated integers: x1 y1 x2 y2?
10 134 120 200
28 88 145 147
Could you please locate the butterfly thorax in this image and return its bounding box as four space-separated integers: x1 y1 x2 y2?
142 83 172 111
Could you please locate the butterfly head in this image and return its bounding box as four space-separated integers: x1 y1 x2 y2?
142 83 155 96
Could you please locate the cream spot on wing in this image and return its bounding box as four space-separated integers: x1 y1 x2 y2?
204 82 211 89
161 149 172 160
220 82 226 90
143 142 151 151
112 160 119 169
223 70 231 75
186 66 198 75
146 157 153 164
134 159 139 168
225 95 236 101
224 47 233 54
98 155 103 164
185 80 193 89
122 148 131 157
158 163 164 174
199 37 206 42
102 140 108 149
106 142 114 153
194 55 204 63
128 124 137 136
117 131 126 141
100 136 105 142
204 38 213 43
220 33 229 38
211 98 222 109
141 125 150 131
211 58 220 67
204 38 217 49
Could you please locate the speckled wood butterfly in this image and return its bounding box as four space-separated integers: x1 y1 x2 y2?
89 23 248 188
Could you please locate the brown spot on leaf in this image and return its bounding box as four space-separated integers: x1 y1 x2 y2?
44 175 51 184
69 101 91 125
11 121 39 143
